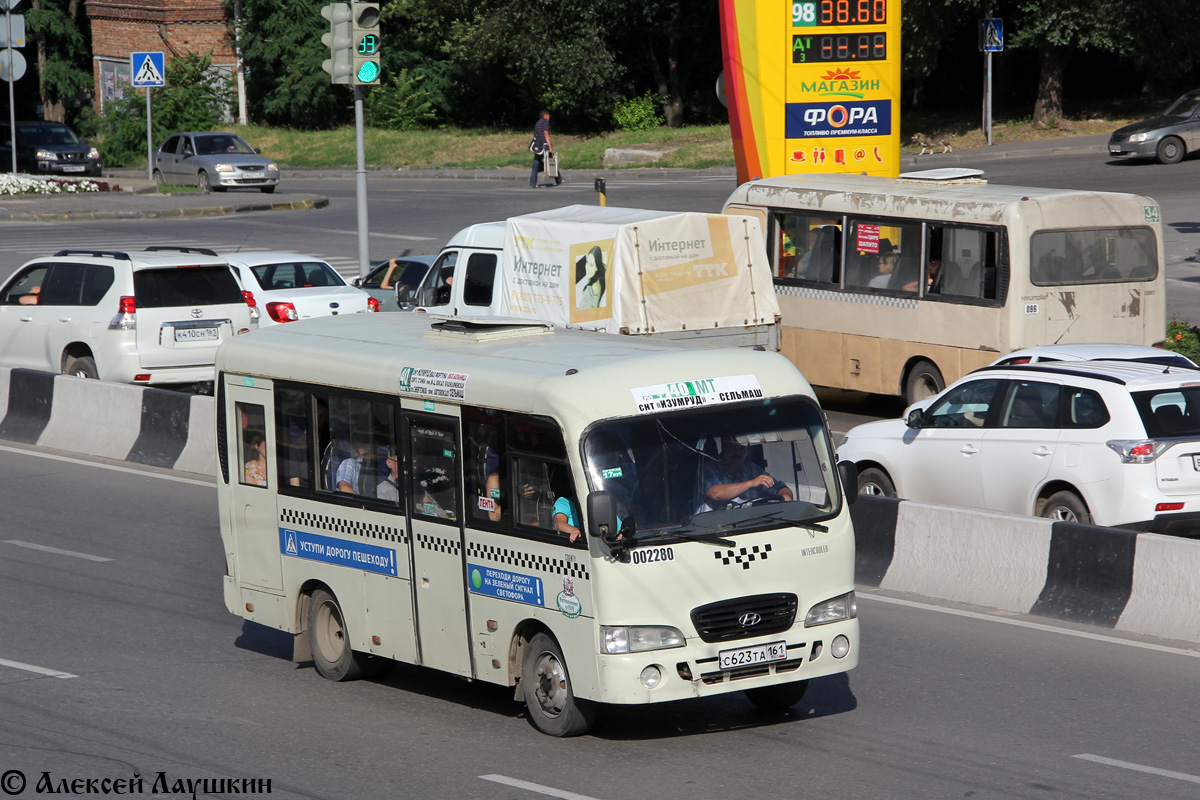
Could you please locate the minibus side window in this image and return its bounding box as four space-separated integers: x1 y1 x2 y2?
410 418 459 521
464 406 508 526
843 218 921 294
1030 228 1157 285
505 413 581 545
237 402 268 488
926 225 1000 301
275 387 311 488
320 393 395 499
772 211 841 285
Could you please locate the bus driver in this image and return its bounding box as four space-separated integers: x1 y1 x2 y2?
703 437 793 508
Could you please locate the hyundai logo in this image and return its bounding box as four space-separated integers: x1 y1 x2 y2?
190 308 203 318
738 612 762 627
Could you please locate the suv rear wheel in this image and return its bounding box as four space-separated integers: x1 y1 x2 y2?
64 355 98 380
1039 490 1091 524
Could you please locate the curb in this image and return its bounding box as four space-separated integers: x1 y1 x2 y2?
0 195 329 223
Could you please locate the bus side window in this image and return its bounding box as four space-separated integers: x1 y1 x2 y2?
237 402 268 488
322 394 393 498
464 406 507 525
276 387 312 488
410 418 459 521
505 413 580 544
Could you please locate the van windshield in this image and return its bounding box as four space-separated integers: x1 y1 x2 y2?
582 397 840 539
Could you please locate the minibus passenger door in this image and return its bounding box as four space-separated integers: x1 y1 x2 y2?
404 408 473 677
223 375 284 592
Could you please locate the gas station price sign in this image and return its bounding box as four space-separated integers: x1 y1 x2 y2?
718 0 902 183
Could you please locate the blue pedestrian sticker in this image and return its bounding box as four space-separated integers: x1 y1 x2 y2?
468 564 544 607
280 528 397 576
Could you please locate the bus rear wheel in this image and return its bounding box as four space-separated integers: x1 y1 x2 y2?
745 679 809 711
904 360 944 406
521 632 596 736
308 588 367 681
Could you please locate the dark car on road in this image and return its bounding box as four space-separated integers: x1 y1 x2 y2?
1108 90 1200 164
0 121 102 177
153 132 279 193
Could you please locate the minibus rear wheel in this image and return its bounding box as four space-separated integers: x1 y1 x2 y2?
521 632 596 736
904 360 944 406
745 679 809 711
308 588 365 682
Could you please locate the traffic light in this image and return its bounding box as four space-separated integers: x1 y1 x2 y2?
351 3 381 86
321 3 354 85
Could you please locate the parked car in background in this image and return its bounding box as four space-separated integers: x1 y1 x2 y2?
0 247 256 389
153 132 279 193
988 343 1197 369
1108 90 1200 164
0 120 102 177
837 360 1200 535
226 252 377 326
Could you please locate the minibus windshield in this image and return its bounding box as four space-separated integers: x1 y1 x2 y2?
582 397 839 539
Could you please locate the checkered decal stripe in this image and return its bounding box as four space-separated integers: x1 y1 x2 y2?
280 507 407 544
714 543 773 570
467 542 589 581
774 283 919 309
417 531 461 556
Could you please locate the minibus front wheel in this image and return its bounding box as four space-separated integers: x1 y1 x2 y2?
521 632 596 736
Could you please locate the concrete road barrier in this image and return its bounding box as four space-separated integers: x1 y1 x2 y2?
0 368 215 475
1 366 1196 645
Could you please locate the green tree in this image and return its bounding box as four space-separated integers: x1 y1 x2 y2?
27 0 93 124
1007 0 1131 127
230 0 352 127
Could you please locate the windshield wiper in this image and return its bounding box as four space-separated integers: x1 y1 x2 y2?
653 528 736 547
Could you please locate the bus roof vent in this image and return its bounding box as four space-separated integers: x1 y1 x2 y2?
897 167 987 185
425 316 556 343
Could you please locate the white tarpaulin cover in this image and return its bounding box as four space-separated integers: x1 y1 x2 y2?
497 205 779 335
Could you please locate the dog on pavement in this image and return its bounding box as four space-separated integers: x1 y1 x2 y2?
911 132 952 154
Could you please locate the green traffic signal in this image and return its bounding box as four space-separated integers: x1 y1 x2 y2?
356 61 381 83
350 2 381 86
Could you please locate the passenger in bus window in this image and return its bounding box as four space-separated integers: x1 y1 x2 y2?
244 431 268 487
553 495 584 543
703 437 794 508
868 240 898 288
377 447 400 502
336 440 370 494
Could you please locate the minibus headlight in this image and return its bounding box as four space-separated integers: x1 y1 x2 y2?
805 592 857 627
600 626 685 654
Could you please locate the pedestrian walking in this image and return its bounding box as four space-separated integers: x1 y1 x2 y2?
529 110 563 188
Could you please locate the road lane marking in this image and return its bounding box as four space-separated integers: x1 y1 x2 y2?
479 775 604 800
1073 754 1200 785
858 593 1200 659
0 658 77 679
5 541 112 562
0 444 213 487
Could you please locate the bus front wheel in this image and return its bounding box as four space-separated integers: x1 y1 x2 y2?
521 632 596 736
308 588 365 682
745 679 810 711
904 360 944 406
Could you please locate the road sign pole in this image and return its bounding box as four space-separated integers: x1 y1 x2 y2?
984 50 993 146
145 88 153 181
6 9 14 173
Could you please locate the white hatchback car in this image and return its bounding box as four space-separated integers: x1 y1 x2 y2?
225 252 377 326
837 360 1200 535
0 247 256 387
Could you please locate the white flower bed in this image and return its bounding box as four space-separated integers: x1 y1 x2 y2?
0 173 105 195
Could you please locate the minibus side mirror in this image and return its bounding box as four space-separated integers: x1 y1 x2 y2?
397 284 415 311
837 460 858 504
905 409 925 429
586 490 620 546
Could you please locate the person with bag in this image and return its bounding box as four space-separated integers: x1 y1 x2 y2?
529 109 563 188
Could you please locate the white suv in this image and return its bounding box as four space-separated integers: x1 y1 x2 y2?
837 359 1200 535
0 248 256 387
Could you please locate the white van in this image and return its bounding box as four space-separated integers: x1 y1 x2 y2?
404 204 781 350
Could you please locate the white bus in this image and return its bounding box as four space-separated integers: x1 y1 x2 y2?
215 314 859 736
723 169 1166 404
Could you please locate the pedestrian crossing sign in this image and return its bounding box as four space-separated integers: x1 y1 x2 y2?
130 51 165 87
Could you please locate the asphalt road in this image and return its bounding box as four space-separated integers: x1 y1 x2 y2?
2 442 1199 799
